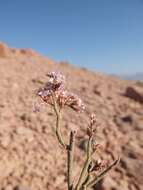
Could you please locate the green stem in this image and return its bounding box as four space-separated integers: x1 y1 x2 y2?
67 131 75 190
55 111 66 148
75 137 92 190
52 93 66 149
81 173 92 190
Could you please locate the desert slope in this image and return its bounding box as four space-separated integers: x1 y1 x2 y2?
0 43 143 190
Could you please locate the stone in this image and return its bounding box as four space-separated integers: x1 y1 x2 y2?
125 86 143 104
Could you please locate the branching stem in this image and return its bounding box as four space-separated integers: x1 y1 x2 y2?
86 158 120 188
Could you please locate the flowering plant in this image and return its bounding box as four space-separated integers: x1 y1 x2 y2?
37 71 119 190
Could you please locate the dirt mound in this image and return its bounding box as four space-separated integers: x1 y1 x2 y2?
0 43 142 190
0 43 10 57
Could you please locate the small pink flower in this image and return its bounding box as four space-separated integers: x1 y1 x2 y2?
37 71 85 112
47 71 65 86
59 91 85 112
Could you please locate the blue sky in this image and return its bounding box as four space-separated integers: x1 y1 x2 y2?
0 0 143 74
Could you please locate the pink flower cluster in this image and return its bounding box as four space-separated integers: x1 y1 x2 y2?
37 71 85 112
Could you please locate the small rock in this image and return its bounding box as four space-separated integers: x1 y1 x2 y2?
121 115 133 123
125 86 143 104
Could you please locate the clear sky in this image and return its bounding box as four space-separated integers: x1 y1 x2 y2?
0 0 143 74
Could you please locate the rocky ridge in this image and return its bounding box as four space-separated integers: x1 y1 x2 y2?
0 43 143 190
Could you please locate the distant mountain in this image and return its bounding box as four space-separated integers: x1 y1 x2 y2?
119 73 143 81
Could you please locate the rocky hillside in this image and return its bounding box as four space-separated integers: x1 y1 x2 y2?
0 43 143 190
